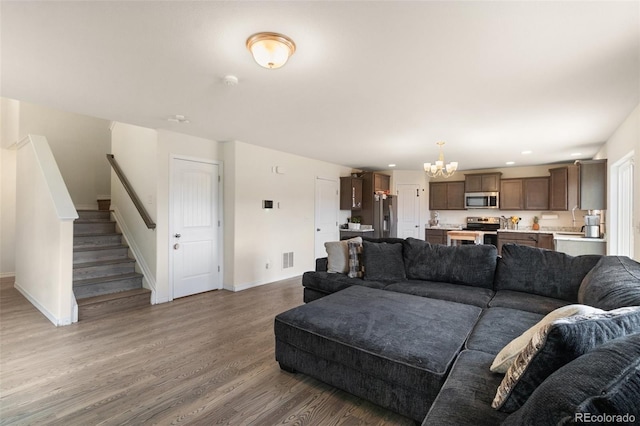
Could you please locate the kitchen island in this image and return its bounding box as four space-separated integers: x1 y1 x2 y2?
497 229 606 255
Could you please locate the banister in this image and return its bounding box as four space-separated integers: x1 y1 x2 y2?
106 154 156 229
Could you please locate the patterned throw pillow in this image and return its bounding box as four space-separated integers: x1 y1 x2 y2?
324 237 362 274
492 306 640 413
347 240 364 278
490 304 604 374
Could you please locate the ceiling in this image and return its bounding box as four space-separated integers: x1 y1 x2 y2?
2 1 639 172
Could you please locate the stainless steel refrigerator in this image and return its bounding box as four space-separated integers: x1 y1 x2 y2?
373 195 397 239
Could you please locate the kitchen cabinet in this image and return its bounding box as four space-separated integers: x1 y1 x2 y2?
374 173 391 192
500 177 549 210
465 172 501 192
429 181 465 210
500 179 523 210
340 176 363 210
549 165 578 211
523 177 549 210
497 231 554 255
425 229 448 245
577 160 607 210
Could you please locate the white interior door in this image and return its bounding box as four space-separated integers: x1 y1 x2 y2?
315 177 339 259
397 184 421 239
171 158 221 298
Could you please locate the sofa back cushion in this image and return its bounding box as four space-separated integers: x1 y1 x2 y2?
402 238 497 289
362 240 407 282
578 256 640 310
494 244 601 302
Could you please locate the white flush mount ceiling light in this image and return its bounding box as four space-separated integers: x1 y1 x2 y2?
424 141 458 178
246 32 296 69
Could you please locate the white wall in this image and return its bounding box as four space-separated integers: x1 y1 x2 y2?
14 136 76 326
599 103 640 260
110 122 158 292
17 101 111 208
226 141 351 291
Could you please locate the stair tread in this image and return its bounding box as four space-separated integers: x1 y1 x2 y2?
77 209 113 212
73 272 143 287
74 232 122 238
73 257 136 269
77 288 150 305
75 219 116 223
73 244 129 252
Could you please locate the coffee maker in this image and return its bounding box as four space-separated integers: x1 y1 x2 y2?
583 214 601 238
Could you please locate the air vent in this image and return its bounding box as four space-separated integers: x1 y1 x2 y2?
282 252 294 269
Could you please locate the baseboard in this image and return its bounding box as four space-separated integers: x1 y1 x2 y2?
111 207 158 304
0 272 16 280
14 281 73 326
230 274 302 292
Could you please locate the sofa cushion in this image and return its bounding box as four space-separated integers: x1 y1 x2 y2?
502 333 640 425
301 271 386 295
466 307 544 355
324 237 362 274
362 240 406 282
492 306 640 413
275 286 482 421
402 238 497 289
489 290 570 315
490 304 604 373
578 255 640 310
422 350 508 426
385 280 494 308
494 244 601 302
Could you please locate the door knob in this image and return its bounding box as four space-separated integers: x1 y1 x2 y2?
174 233 181 238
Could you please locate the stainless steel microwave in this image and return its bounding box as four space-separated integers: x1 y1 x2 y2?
465 192 499 209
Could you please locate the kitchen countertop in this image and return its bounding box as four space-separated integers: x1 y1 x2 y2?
497 229 606 242
340 228 374 233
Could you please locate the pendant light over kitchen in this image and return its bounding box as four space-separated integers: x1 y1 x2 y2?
424 141 458 178
246 32 296 69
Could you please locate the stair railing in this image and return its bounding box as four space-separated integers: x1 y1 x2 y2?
106 154 156 229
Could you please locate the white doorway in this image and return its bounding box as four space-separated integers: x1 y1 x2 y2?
397 184 421 239
315 177 339 259
170 157 222 298
611 152 634 257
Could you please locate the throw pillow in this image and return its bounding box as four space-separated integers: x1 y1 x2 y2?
347 240 364 278
324 237 362 274
361 240 406 282
578 255 640 310
492 306 640 413
490 304 604 374
502 333 640 425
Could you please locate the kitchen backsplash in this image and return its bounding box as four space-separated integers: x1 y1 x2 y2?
428 209 597 233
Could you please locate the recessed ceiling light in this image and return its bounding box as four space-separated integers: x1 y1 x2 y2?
521 150 533 155
388 164 396 168
570 152 582 156
168 115 190 124
506 161 515 165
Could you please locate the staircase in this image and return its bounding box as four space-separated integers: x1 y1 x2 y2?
73 210 150 320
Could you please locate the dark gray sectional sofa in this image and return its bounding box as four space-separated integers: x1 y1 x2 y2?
274 238 640 425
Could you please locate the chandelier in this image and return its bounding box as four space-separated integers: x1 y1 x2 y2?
246 32 296 69
424 141 458 178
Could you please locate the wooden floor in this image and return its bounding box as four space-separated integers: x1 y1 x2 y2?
0 277 413 425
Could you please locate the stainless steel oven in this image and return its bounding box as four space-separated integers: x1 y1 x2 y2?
463 216 500 246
